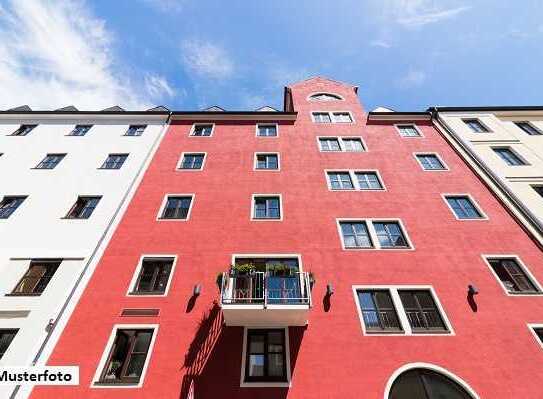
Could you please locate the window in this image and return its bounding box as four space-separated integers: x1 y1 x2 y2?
487 258 540 294
373 222 408 248
256 124 277 137
69 125 92 136
332 112 352 123
396 124 421 137
190 124 213 137
318 137 365 152
35 153 65 169
357 290 402 332
327 172 354 190
11 124 36 136
398 290 448 332
339 219 411 250
0 196 26 219
309 93 342 101
179 153 205 170
255 154 279 170
65 196 101 219
0 330 18 359
390 368 474 398
339 222 372 248
125 125 146 136
515 121 542 136
463 118 489 133
130 258 173 295
342 138 364 151
533 186 543 198
101 154 128 169
159 196 193 220
97 328 155 385
416 154 447 170
444 195 484 219
312 112 332 123
354 286 450 335
244 329 287 382
493 147 526 166
532 327 543 346
355 172 383 190
319 138 341 151
11 260 61 295
253 196 281 220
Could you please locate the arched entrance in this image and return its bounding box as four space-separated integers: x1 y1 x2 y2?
387 364 477 399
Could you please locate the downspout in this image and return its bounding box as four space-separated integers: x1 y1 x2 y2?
429 107 543 247
10 112 172 399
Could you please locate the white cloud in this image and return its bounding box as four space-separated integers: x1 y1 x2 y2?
370 39 392 48
145 74 177 99
181 39 234 80
373 1 471 29
397 6 470 28
0 0 174 110
398 69 426 88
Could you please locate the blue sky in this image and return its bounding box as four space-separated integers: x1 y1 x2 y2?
0 0 542 111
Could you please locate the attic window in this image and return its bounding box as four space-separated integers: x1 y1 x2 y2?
309 93 342 101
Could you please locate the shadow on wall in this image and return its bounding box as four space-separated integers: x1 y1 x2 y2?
179 301 306 399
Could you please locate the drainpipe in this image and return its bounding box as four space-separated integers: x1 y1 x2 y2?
10 112 172 399
429 107 543 247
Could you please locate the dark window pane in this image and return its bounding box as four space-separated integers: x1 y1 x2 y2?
374 222 408 248
390 369 473 399
340 222 372 248
488 258 539 293
253 197 280 219
398 125 420 137
355 172 383 190
69 125 92 136
36 154 66 169
319 138 341 151
180 154 205 169
11 124 37 136
257 125 277 136
0 196 26 219
463 119 489 133
12 260 60 295
66 196 101 219
125 125 146 136
515 122 542 136
0 330 18 359
446 196 483 219
358 290 401 331
101 154 128 169
399 290 447 332
493 148 526 166
313 112 331 123
417 154 445 170
161 196 192 219
245 329 286 382
133 258 173 294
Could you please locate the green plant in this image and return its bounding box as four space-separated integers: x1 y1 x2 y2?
231 262 255 274
268 263 292 275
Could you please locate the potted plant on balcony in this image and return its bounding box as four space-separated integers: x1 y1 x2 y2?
268 263 293 277
230 262 255 276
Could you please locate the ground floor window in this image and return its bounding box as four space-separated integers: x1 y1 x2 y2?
245 329 287 382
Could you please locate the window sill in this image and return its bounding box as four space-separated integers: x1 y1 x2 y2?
411 329 450 335
93 381 140 387
5 293 42 297
128 291 166 296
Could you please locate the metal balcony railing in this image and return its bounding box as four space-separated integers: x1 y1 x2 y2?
220 271 312 307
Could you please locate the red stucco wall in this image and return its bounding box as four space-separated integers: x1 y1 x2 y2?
31 77 543 398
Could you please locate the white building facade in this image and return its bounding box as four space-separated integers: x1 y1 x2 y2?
429 107 543 245
0 107 169 397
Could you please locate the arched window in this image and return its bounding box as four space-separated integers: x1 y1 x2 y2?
308 93 342 101
389 368 474 399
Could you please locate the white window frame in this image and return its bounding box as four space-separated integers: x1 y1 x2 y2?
352 285 454 336
317 136 367 152
176 152 207 171
413 152 449 172
336 218 414 250
156 193 195 222
231 253 303 273
253 152 280 171
441 194 488 221
306 92 344 101
528 324 543 350
189 123 215 137
325 170 386 191
250 194 283 221
239 326 292 388
481 254 543 296
255 123 279 138
311 111 355 124
394 123 424 138
126 255 178 297
91 324 159 389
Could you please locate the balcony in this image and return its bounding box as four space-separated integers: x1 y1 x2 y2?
220 270 312 326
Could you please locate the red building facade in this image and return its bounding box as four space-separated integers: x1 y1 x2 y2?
31 77 543 398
